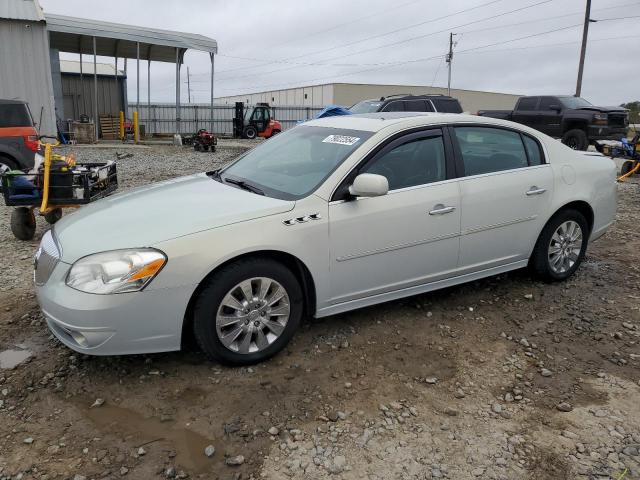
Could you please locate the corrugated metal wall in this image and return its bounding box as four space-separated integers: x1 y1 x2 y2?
215 83 521 113
0 19 56 134
61 73 125 121
128 103 324 136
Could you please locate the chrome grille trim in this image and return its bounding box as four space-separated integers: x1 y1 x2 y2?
34 230 60 286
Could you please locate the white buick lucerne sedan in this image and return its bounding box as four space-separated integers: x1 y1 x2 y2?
35 113 617 365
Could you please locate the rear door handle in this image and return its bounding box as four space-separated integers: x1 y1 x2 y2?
526 187 546 196
429 204 456 215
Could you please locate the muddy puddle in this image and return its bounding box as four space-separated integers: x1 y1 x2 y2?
0 348 32 369
79 402 216 473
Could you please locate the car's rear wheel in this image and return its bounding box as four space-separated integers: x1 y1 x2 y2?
530 209 588 281
193 258 303 365
0 155 18 172
561 129 588 151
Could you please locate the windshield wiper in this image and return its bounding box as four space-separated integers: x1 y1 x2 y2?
223 177 265 196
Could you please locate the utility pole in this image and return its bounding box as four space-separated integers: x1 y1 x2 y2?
575 0 592 97
186 66 191 104
446 32 456 96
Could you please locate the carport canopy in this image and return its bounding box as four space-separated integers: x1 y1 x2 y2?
46 13 218 140
46 14 217 61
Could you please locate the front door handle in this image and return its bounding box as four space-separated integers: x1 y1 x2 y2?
429 204 456 215
526 186 546 196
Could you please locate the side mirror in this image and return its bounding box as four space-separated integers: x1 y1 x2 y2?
348 173 389 198
549 104 561 112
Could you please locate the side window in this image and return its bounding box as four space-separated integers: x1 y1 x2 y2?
522 134 544 165
251 108 264 121
361 135 446 190
516 97 538 111
538 97 557 111
433 99 462 113
381 101 404 112
403 99 428 112
454 127 529 176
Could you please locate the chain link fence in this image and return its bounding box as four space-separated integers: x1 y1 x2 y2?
127 104 324 136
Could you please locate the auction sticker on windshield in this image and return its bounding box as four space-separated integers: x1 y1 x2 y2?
322 135 360 146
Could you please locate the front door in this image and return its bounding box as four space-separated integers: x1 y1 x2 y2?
451 125 553 272
328 129 461 305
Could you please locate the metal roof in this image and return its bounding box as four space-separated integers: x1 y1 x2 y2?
0 0 45 21
59 60 125 77
46 14 218 63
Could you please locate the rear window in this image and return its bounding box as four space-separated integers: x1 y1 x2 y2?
432 99 462 113
349 100 383 114
0 103 33 128
516 97 538 111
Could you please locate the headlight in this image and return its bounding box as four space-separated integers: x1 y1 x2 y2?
593 113 608 124
66 249 167 294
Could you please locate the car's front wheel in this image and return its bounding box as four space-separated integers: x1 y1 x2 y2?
530 209 589 281
193 258 303 365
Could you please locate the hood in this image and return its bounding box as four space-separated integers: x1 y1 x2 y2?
576 106 628 114
54 173 295 262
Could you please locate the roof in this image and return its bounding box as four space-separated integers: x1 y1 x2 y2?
303 112 525 132
0 0 45 21
59 60 125 77
0 99 28 105
46 14 218 63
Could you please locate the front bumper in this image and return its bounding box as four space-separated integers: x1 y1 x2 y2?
36 261 196 355
587 126 628 141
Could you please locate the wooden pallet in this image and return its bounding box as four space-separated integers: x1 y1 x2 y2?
99 115 119 140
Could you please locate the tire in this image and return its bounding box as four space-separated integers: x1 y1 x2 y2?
529 209 589 282
0 155 19 172
270 130 281 138
243 126 257 140
621 160 635 176
44 208 62 225
561 129 589 151
193 258 303 365
194 144 201 152
10 207 36 241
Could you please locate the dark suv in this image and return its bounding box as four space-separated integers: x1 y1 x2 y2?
349 94 463 114
0 100 39 172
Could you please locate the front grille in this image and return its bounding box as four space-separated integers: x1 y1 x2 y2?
608 114 627 128
34 230 60 286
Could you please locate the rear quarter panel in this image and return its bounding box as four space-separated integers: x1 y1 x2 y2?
542 138 617 240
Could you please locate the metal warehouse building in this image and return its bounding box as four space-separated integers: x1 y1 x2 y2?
0 0 217 141
215 83 522 114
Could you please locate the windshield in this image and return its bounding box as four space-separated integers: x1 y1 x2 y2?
559 97 593 109
349 100 383 114
221 126 373 200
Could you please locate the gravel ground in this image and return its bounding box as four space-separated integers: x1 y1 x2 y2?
0 144 639 480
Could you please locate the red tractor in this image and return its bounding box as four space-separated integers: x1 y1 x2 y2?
233 102 282 140
192 129 217 152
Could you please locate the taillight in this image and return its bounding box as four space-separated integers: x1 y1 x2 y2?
24 135 39 153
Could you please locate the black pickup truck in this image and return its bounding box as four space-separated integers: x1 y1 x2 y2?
478 95 629 150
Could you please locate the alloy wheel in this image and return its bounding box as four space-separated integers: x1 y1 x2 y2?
215 277 290 354
548 220 583 274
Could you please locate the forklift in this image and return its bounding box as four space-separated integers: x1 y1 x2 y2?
233 102 282 140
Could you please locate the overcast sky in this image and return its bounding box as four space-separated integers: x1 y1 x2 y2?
39 0 638 106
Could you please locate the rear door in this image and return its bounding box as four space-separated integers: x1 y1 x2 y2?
535 96 563 137
511 97 539 127
451 125 553 272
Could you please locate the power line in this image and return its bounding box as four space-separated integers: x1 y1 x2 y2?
216 23 582 95
215 0 515 76
216 0 555 82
